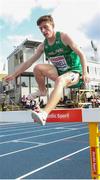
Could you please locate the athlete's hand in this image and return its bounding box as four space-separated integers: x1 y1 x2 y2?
3 74 15 82
82 73 90 84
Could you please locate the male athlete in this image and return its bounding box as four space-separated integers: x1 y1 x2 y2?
4 15 89 125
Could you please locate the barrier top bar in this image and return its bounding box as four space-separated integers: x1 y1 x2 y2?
47 108 100 123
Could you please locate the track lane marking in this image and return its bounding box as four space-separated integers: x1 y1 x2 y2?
0 132 88 158
0 123 87 137
16 146 89 179
0 126 88 145
12 140 45 145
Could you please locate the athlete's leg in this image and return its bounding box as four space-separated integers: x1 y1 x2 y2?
31 71 80 125
33 64 58 95
44 72 80 114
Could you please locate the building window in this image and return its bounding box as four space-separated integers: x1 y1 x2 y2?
96 67 100 76
21 76 29 87
30 76 38 87
15 53 18 60
89 66 95 76
16 76 20 86
30 76 38 93
14 53 19 66
19 50 23 63
87 66 89 73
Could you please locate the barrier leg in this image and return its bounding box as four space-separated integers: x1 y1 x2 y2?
88 123 100 179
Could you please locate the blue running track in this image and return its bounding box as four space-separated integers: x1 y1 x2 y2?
0 121 91 179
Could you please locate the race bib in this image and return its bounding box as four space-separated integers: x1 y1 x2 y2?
50 56 69 71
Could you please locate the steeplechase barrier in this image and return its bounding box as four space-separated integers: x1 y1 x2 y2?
47 108 100 180
0 108 100 179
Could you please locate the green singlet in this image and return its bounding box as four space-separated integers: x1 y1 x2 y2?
44 31 82 76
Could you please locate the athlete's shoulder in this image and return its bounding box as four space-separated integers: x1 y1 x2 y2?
61 32 70 41
61 32 75 46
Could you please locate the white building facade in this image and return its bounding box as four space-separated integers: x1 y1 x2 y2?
4 39 100 103
87 60 100 93
5 39 46 103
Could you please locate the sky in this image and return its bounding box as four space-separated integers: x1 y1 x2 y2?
0 0 100 74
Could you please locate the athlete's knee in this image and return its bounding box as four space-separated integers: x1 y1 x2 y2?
55 75 72 87
34 64 42 74
55 76 65 86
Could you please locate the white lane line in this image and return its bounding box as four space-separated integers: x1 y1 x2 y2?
55 127 79 130
0 123 87 137
0 122 23 126
16 146 89 180
13 140 45 145
0 144 42 158
0 123 53 132
0 126 40 133
0 123 55 131
0 132 88 158
0 126 88 145
0 135 5 137
55 127 65 129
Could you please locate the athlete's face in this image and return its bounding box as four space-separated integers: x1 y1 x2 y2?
39 21 54 38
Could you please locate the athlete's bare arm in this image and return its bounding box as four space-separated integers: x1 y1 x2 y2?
61 32 89 82
4 43 44 81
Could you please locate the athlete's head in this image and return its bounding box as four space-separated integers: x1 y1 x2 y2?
37 15 54 27
37 15 55 38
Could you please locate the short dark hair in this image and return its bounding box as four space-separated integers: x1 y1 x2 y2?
37 15 54 27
